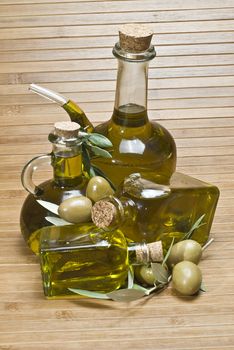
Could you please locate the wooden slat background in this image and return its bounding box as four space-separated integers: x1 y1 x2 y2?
0 0 234 349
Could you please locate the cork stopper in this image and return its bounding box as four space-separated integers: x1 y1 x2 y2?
147 241 164 262
119 23 154 53
91 200 117 228
136 241 163 264
54 121 80 139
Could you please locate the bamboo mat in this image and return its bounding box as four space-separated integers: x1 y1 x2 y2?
0 0 234 349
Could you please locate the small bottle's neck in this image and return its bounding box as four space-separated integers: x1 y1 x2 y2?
91 196 136 230
128 241 163 265
128 243 150 265
112 43 155 127
51 142 83 188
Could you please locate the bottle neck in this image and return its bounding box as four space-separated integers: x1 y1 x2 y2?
114 59 149 111
112 43 155 127
29 84 94 133
128 241 163 265
91 196 136 230
51 140 83 188
128 243 150 265
63 100 94 133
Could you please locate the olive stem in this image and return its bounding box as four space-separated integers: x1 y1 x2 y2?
202 238 214 251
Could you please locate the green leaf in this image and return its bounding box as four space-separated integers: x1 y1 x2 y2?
127 268 134 289
37 200 59 215
68 288 110 299
45 216 71 226
162 237 175 267
107 288 145 302
133 283 157 296
151 263 169 284
89 166 96 178
89 144 112 158
200 282 207 292
182 214 206 240
88 133 113 148
81 144 91 174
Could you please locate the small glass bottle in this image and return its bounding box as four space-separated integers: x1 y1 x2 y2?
20 121 89 254
39 223 163 298
93 24 177 186
92 173 219 248
29 83 94 133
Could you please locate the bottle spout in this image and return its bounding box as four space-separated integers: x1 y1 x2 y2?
29 83 68 106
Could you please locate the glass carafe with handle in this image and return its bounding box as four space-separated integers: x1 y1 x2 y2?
20 121 89 254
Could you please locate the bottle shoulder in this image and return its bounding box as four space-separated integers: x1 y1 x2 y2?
94 119 176 150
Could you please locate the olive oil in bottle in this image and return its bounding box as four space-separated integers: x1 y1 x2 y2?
93 24 177 187
92 172 219 249
39 223 163 298
20 122 89 254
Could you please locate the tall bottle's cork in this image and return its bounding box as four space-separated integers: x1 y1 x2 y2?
119 23 154 53
54 121 80 139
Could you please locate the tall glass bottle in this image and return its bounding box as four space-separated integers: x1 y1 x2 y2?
20 121 89 254
93 24 177 186
92 173 219 249
39 224 163 298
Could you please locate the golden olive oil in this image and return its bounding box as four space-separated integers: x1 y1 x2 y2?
119 172 219 248
20 123 88 255
40 225 128 298
20 153 88 255
93 104 176 187
92 172 219 249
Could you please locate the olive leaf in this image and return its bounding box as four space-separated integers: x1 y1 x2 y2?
151 263 169 285
68 288 110 300
88 144 112 158
107 288 145 302
89 166 96 178
182 214 206 240
133 283 157 296
128 268 134 289
200 282 207 292
202 238 214 251
88 133 113 148
162 237 175 267
81 143 91 175
45 216 71 226
36 200 59 215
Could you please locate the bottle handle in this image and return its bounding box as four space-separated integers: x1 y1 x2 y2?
21 154 51 196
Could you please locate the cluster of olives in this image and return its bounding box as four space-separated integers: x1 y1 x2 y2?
58 176 114 224
135 239 203 296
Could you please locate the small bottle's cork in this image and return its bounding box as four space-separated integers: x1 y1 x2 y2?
91 200 117 228
147 241 164 262
119 23 154 53
136 241 163 264
54 121 80 139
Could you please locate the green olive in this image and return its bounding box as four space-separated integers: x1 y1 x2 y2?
167 239 202 269
172 261 202 296
86 176 114 202
58 196 92 224
134 265 155 286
